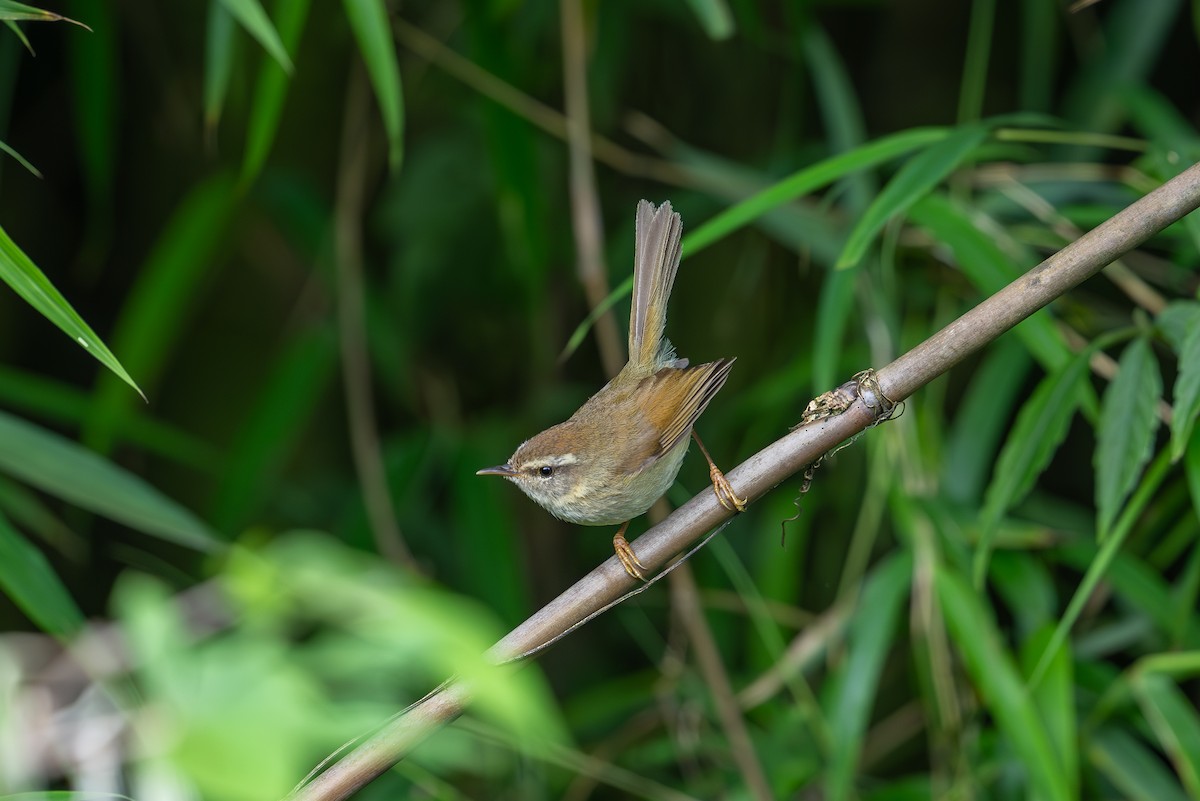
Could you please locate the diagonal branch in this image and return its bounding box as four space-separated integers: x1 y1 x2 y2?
290 161 1200 801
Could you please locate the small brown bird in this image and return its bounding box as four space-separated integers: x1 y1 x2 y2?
477 200 745 579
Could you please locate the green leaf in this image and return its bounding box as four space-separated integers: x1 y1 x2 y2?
942 338 1033 504
3 17 33 53
1095 337 1161 538
0 509 83 636
1030 447 1177 688
825 553 912 801
976 346 1091 585
908 192 1073 374
836 123 988 270
217 0 292 73
204 0 238 131
343 0 405 171
1157 301 1200 353
682 0 734 40
240 0 311 185
0 410 220 551
0 223 142 398
1020 625 1078 798
0 0 87 26
682 126 950 259
1169 311 1200 461
1132 672 1200 796
1088 726 1190 801
935 568 1070 801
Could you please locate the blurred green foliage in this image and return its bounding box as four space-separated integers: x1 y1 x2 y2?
1 0 1200 799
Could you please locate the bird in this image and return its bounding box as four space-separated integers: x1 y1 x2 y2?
477 200 745 579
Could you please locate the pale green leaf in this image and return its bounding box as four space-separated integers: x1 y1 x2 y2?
0 509 83 636
1169 311 1200 461
0 224 142 397
837 123 988 270
343 0 404 170
217 0 292 73
1096 337 1161 538
0 410 220 551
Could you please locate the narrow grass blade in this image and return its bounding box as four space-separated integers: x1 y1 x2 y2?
1020 625 1079 798
975 345 1091 585
240 0 310 185
1030 447 1175 687
343 0 405 170
0 411 220 551
1132 672 1200 796
1018 0 1058 112
935 568 1070 801
825 553 912 801
836 124 988 270
942 338 1032 504
1088 726 1190 801
956 0 995 125
0 139 40 176
1168 311 1200 461
683 0 733 40
204 0 237 131
0 0 87 26
908 192 1072 373
3 18 32 52
0 509 83 636
683 127 949 258
0 224 142 397
1095 337 1161 539
217 0 292 73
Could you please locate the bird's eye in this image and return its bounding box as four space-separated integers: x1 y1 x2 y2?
538 465 554 478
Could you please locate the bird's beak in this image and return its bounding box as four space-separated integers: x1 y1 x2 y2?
476 464 518 477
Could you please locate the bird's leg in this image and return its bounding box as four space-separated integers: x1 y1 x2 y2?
692 430 747 513
613 521 646 581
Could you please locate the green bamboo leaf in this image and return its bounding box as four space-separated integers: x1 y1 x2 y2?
343 0 405 171
683 0 734 40
0 509 83 636
1132 672 1200 796
1088 727 1190 801
0 224 142 398
204 0 237 131
975 346 1091 584
1157 301 1200 353
908 192 1072 374
562 127 951 360
3 18 33 53
0 138 41 176
1168 311 1200 461
1020 625 1079 798
1029 447 1177 688
683 126 949 259
217 0 292 73
935 568 1070 801
240 0 310 185
836 123 988 270
1095 337 1161 538
826 553 912 801
0 0 87 27
0 411 220 551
